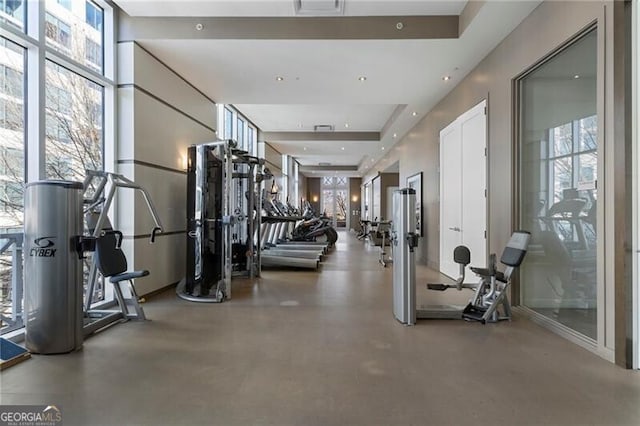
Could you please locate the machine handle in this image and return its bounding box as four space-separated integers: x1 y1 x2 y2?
75 236 97 259
448 227 461 232
406 232 419 253
151 227 162 243
102 230 123 249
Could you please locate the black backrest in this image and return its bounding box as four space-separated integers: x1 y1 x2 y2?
500 230 531 267
453 245 470 266
86 212 128 278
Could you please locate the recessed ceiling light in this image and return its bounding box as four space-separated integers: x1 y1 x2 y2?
195 23 204 31
341 147 345 150
276 76 284 81
442 75 451 81
303 147 307 151
393 133 397 138
358 76 367 81
381 147 385 150
412 111 417 116
371 158 374 162
298 123 303 128
574 75 580 79
344 123 349 128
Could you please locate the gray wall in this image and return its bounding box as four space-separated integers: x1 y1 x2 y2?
117 42 217 295
362 0 618 361
379 173 399 222
306 178 321 213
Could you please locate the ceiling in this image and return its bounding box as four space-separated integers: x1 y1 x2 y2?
115 0 542 177
115 0 468 17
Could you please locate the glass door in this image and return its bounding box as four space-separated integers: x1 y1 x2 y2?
322 188 334 223
518 29 598 340
321 177 348 228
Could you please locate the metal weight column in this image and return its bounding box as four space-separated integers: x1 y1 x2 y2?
392 188 418 325
24 181 85 354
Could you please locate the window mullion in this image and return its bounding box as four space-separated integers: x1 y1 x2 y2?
26 0 45 181
0 25 38 49
573 119 580 187
45 46 113 87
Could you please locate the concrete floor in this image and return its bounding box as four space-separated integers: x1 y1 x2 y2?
2 230 640 425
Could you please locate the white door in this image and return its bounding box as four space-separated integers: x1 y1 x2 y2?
440 100 487 279
440 122 463 279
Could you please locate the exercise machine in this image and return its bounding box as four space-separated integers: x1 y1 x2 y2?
83 170 163 335
391 187 531 325
176 140 272 302
376 221 393 267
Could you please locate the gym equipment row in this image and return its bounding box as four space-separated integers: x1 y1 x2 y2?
256 194 336 269
391 187 530 325
258 218 329 270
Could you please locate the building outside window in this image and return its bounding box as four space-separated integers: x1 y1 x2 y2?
0 0 24 29
85 37 102 72
85 0 102 31
45 13 72 52
57 0 72 10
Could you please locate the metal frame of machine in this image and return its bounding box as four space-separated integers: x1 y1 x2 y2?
82 171 164 335
391 187 531 325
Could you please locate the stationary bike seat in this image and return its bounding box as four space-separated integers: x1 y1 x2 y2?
427 283 449 291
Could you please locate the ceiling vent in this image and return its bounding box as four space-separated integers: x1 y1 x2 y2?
294 0 344 16
314 124 334 132
319 162 332 166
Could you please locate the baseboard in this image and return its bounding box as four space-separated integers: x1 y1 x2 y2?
141 281 178 299
525 298 597 309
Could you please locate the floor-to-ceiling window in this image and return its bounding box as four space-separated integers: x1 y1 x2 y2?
362 182 372 221
0 0 114 335
281 154 289 204
518 28 598 340
322 176 348 228
218 104 257 156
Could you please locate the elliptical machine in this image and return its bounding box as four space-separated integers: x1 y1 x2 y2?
290 201 338 246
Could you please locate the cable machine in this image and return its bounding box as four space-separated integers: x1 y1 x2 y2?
176 140 270 303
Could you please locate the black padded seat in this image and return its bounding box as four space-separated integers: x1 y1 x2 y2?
470 267 506 283
109 270 149 284
94 229 150 289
